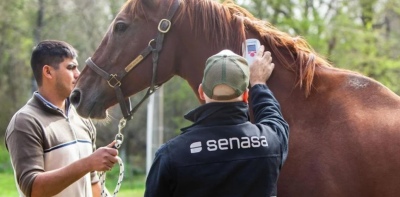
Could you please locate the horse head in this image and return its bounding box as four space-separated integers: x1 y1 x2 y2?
72 0 184 119
72 0 244 119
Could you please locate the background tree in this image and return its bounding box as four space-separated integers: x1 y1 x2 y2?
0 0 33 137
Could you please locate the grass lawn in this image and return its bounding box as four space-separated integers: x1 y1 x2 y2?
0 172 145 197
117 189 145 197
0 173 18 197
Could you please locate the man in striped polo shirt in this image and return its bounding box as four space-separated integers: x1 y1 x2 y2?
5 40 118 197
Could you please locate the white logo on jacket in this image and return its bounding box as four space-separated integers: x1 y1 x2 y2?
190 136 268 154
190 141 202 153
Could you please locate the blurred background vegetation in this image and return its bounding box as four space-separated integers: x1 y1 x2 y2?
0 0 399 195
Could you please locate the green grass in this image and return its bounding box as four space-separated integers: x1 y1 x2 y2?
0 171 145 197
0 173 18 197
104 169 146 197
117 189 145 197
0 144 18 197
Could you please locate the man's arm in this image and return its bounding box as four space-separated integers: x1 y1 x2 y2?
249 45 287 127
92 182 101 197
248 46 289 162
31 142 118 197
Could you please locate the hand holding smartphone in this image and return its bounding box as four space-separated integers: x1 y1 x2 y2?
242 39 261 65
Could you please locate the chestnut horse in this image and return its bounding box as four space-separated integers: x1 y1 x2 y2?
71 0 400 196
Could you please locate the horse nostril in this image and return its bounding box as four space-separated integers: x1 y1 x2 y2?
70 90 81 106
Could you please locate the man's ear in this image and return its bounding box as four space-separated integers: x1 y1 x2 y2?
42 65 53 79
242 89 249 104
198 84 206 101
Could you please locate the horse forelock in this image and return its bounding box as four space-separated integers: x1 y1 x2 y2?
124 0 183 20
123 0 141 15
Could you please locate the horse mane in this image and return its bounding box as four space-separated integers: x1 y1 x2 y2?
217 1 334 97
125 0 334 97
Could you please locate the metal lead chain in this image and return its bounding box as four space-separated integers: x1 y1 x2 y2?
114 118 126 149
118 118 127 131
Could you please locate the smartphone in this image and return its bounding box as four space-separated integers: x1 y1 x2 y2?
242 39 261 65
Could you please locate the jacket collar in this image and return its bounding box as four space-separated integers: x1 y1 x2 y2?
182 102 249 132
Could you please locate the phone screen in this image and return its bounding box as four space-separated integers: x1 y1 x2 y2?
247 44 256 52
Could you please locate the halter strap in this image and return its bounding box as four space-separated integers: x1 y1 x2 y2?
85 0 180 120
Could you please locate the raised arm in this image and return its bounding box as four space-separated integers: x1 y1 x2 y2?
248 45 290 162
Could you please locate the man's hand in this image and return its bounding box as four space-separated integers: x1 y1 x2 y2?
86 141 119 172
249 45 275 87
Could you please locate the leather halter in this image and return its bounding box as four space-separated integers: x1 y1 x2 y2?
85 0 180 120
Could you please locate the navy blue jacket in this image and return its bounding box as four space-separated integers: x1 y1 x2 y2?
145 84 289 197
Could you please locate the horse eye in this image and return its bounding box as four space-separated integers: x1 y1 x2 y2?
114 22 127 32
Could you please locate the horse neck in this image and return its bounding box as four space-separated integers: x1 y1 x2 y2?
174 45 209 103
260 43 320 125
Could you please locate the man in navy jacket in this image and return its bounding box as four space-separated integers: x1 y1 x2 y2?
145 46 289 197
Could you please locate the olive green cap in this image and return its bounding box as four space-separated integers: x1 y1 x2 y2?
202 50 250 100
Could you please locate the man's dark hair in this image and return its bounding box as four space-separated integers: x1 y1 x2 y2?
31 40 78 86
